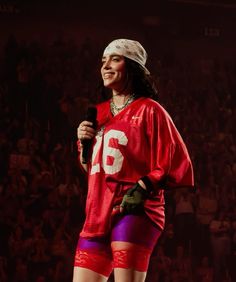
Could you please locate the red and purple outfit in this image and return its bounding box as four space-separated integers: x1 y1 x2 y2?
74 97 194 276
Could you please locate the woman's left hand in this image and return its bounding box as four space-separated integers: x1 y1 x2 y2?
120 182 148 214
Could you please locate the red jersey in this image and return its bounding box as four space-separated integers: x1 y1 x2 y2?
79 97 194 238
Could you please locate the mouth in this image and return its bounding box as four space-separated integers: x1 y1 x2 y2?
103 72 114 79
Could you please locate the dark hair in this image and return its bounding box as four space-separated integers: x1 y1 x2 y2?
97 58 159 102
125 58 158 100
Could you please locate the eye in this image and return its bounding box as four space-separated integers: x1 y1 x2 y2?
112 56 121 62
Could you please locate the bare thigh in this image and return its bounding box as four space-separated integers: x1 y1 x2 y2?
73 267 108 282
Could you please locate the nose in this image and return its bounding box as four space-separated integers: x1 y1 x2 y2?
102 59 111 70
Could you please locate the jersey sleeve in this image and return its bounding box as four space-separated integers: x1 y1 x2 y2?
144 105 194 191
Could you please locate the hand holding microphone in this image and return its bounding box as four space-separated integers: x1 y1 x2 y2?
77 120 96 141
77 107 97 164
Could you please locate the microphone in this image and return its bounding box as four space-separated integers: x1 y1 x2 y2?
81 106 97 164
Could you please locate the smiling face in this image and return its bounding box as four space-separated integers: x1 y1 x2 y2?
101 54 128 93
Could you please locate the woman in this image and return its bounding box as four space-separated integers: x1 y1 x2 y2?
73 38 194 282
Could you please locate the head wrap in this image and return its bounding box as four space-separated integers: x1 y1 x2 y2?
103 39 150 74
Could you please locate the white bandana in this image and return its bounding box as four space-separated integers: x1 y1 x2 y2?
103 38 150 74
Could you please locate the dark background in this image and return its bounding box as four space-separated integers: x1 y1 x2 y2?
0 1 235 281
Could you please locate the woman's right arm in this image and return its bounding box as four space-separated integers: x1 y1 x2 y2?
77 120 97 172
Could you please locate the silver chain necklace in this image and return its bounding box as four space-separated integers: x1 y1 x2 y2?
110 94 135 115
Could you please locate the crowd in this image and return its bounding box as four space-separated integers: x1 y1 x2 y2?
0 35 235 281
